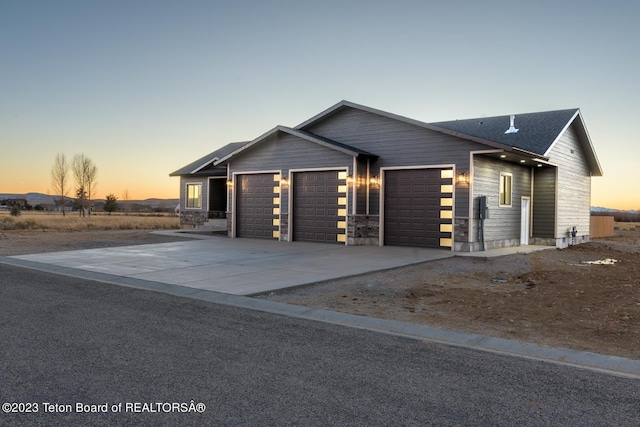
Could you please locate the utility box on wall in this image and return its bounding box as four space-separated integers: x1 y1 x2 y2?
479 195 490 219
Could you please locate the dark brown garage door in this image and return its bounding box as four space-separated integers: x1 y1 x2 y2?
384 168 453 248
236 173 279 239
293 170 347 243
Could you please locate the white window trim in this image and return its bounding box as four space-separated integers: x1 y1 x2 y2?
185 182 202 209
499 172 513 207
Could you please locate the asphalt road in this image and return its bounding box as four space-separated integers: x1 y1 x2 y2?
1 264 639 426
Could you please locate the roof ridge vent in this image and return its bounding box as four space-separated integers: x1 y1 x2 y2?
504 114 519 134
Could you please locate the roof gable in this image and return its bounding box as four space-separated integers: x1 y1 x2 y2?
170 142 247 176
214 125 377 166
295 100 517 152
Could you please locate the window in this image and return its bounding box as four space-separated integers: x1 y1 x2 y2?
186 183 202 208
499 173 512 206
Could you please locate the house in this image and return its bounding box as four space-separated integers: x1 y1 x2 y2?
170 101 602 251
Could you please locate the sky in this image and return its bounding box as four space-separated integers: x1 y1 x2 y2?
1 0 639 209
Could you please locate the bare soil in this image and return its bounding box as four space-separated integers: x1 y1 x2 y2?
261 225 640 359
1 226 638 359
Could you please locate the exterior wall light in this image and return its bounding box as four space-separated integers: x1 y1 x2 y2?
457 172 469 184
346 175 354 184
369 176 379 186
226 179 233 187
280 177 289 187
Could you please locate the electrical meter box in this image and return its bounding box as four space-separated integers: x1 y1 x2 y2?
479 195 490 219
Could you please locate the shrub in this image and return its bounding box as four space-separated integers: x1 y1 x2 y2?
0 217 16 230
10 205 21 217
16 219 39 230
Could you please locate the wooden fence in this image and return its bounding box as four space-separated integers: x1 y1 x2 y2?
590 215 614 238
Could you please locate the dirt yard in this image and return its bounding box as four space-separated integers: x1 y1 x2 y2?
261 224 640 360
1 224 638 359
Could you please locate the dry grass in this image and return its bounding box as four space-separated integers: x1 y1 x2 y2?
0 211 179 231
615 221 640 231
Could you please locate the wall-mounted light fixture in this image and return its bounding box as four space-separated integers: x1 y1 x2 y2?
226 179 233 187
369 176 379 186
457 172 469 184
346 175 354 184
280 177 289 187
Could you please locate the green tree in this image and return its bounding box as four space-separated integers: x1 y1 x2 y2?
104 194 119 215
74 187 87 213
10 205 21 217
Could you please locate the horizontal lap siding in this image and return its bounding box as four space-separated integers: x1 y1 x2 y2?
306 108 484 218
547 124 591 238
473 157 531 242
532 167 556 238
230 133 352 172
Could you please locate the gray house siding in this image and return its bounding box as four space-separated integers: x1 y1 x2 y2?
472 156 532 249
306 108 486 219
532 167 556 239
547 123 592 244
179 176 208 227
229 132 353 173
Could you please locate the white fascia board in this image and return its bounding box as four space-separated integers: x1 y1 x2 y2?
190 157 219 174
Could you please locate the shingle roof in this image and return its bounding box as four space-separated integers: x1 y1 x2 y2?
169 141 248 176
430 109 580 156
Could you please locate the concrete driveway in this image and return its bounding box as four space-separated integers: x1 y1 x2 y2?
10 234 453 295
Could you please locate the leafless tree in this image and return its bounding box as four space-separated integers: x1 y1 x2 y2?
122 189 130 215
72 154 98 217
51 153 69 216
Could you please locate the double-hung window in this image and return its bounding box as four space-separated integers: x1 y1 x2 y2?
499 173 512 207
186 183 202 208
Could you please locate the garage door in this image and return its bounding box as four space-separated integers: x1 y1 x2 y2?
384 168 453 248
236 173 280 239
293 170 347 243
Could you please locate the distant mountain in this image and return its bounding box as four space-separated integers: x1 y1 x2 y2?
0 193 178 209
591 206 639 214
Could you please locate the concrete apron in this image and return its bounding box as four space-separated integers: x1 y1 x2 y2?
8 236 454 295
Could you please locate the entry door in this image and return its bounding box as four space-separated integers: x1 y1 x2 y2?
521 197 530 245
